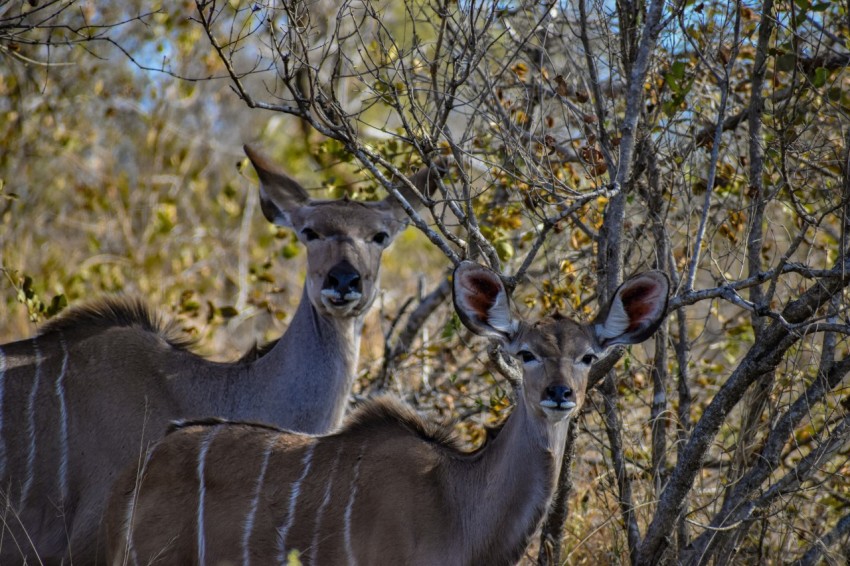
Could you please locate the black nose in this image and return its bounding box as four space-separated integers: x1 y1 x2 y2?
324 262 362 295
546 385 573 403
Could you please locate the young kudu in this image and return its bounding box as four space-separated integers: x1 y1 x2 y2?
0 145 442 564
106 261 669 566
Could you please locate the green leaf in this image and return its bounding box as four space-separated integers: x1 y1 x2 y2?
495 239 514 261
813 67 828 88
281 242 300 259
286 550 302 566
776 53 797 72
670 61 686 80
22 275 35 298
664 61 687 94
46 294 68 318
441 313 460 340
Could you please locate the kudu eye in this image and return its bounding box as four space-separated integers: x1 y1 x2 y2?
580 353 598 365
372 231 390 245
301 228 320 241
517 350 537 364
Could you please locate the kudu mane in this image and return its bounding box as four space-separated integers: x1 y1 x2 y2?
166 416 284 435
39 296 196 352
167 396 466 452
40 297 289 366
341 396 464 450
335 396 517 458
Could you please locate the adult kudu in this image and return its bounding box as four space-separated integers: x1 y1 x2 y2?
106 261 669 566
0 145 442 564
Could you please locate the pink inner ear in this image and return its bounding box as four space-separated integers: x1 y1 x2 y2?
622 282 661 331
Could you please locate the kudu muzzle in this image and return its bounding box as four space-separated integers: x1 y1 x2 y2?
540 383 577 419
321 260 364 309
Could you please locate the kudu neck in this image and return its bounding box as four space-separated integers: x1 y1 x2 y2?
236 288 363 432
449 391 571 564
256 286 363 366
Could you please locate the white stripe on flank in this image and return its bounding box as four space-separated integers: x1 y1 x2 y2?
122 447 156 566
20 339 43 507
0 346 6 479
242 436 275 566
343 445 366 566
197 427 220 566
276 443 316 563
55 334 70 503
309 444 343 565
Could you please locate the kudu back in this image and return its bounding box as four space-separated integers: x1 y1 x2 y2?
106 261 669 566
0 145 443 564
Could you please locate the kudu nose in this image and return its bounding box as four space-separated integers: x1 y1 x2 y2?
324 261 363 297
545 385 573 404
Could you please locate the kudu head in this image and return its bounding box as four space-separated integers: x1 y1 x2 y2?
244 144 443 318
453 262 669 423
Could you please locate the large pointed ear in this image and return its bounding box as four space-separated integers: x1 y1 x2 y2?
244 144 310 227
452 261 517 342
593 271 669 348
385 158 449 217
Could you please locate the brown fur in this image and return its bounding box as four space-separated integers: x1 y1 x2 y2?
0 146 445 565
104 263 669 566
106 396 537 566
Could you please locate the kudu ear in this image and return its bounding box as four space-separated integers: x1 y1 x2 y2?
593 271 669 348
384 158 449 219
244 144 311 228
452 261 516 342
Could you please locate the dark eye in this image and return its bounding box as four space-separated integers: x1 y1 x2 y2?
581 353 598 365
302 228 319 241
517 350 537 364
372 231 390 245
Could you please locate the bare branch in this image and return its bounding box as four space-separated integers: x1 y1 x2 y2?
638 255 850 564
684 1 742 291
792 512 850 566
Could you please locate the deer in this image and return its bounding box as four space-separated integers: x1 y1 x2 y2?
105 261 669 566
0 145 443 565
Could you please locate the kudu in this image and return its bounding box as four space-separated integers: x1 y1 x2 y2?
106 261 669 566
0 145 442 564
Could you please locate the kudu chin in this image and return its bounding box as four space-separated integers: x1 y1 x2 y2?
106 261 669 566
0 145 444 564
